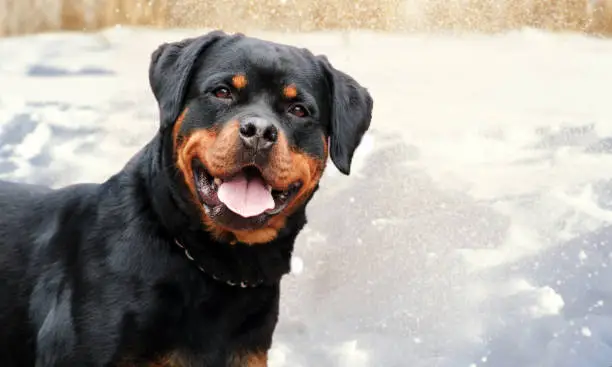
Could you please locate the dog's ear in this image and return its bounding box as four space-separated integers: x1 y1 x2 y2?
149 30 228 130
318 56 373 175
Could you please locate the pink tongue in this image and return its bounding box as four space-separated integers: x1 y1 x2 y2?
217 174 275 218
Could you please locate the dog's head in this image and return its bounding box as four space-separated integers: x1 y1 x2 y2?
149 31 372 245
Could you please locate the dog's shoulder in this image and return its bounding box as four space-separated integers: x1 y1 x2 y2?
0 179 51 208
0 180 102 271
0 180 101 231
0 179 106 364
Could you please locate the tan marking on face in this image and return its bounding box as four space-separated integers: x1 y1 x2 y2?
174 111 328 245
232 74 248 90
283 84 298 99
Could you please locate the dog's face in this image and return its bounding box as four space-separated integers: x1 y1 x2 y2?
149 31 372 245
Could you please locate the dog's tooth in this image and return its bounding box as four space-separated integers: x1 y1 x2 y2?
214 177 222 186
266 184 272 192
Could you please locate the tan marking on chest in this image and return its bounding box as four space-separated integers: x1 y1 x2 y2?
228 351 268 367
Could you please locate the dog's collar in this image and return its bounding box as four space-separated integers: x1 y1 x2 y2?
173 239 264 288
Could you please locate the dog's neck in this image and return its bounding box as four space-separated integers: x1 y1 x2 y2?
127 131 305 287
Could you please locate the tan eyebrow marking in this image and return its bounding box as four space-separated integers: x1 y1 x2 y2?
232 74 247 90
283 84 298 99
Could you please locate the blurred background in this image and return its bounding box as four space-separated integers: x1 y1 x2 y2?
2 0 612 36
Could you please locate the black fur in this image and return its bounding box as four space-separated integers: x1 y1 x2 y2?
0 30 373 366
318 55 373 175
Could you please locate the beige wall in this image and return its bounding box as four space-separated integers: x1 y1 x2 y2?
1 0 611 37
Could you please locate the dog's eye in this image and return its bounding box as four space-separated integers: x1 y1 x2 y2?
288 104 309 118
212 87 232 100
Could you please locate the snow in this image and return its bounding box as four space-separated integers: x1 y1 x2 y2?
1 27 612 367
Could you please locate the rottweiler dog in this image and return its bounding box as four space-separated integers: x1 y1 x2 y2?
0 30 372 366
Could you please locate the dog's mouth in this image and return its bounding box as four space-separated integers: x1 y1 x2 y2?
192 160 302 227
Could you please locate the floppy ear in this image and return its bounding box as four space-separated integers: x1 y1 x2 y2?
149 30 228 130
318 56 373 175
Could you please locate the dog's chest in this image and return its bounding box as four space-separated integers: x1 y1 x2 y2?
140 349 268 367
122 283 275 367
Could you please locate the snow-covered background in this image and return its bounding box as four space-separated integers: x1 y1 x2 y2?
1 27 612 367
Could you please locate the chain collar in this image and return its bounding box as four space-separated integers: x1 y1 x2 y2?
173 239 264 288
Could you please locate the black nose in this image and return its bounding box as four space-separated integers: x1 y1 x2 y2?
239 117 278 151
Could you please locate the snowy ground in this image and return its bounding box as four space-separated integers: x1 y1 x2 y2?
1 27 612 367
